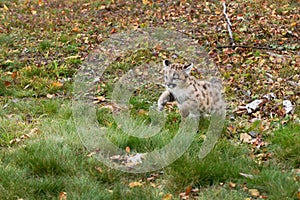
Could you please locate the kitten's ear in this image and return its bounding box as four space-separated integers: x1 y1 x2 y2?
163 60 171 69
184 63 193 75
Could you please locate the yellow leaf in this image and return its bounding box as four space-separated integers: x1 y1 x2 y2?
248 189 260 197
3 4 9 11
138 109 148 115
291 22 297 27
162 194 173 200
31 9 37 15
125 146 130 153
72 26 79 33
52 81 63 88
129 181 142 188
142 0 152 5
38 0 43 6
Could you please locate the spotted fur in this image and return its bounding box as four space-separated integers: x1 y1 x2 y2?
158 60 224 120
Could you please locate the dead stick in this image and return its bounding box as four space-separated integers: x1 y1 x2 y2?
222 2 235 46
216 45 279 51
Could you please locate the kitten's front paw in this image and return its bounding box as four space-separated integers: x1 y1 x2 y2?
157 104 164 111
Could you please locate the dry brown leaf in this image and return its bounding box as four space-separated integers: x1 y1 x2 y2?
38 0 43 6
110 28 117 34
93 96 106 103
11 71 17 79
72 26 79 33
138 109 148 115
95 167 102 173
9 128 40 145
58 192 67 200
291 22 297 27
4 81 11 87
125 146 130 153
142 0 152 6
185 185 192 196
229 182 236 188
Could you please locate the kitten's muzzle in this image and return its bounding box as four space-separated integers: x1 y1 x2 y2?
165 83 176 89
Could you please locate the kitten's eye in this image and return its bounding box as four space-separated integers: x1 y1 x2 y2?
164 75 168 80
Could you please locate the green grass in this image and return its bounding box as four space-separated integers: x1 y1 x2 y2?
0 98 299 199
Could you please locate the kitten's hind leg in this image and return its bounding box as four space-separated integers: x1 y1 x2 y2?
157 90 174 111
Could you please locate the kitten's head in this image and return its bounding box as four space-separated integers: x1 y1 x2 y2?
163 60 193 89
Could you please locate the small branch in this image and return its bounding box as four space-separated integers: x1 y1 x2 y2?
216 45 279 51
222 2 235 46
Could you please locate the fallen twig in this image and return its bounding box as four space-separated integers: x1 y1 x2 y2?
222 2 235 46
216 45 279 51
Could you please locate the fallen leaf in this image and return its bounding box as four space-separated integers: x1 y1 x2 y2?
72 26 79 33
31 9 37 15
245 99 263 113
52 81 63 88
4 81 11 87
129 181 142 188
283 100 293 114
110 28 117 34
291 22 297 27
38 0 43 6
297 188 300 200
248 189 260 197
162 194 172 200
229 182 236 188
179 192 189 199
185 185 192 195
58 192 67 200
93 96 106 104
215 10 221 15
11 71 17 79
46 94 55 99
9 128 40 145
3 4 9 11
95 167 102 173
142 0 152 6
138 109 148 115
240 133 252 143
